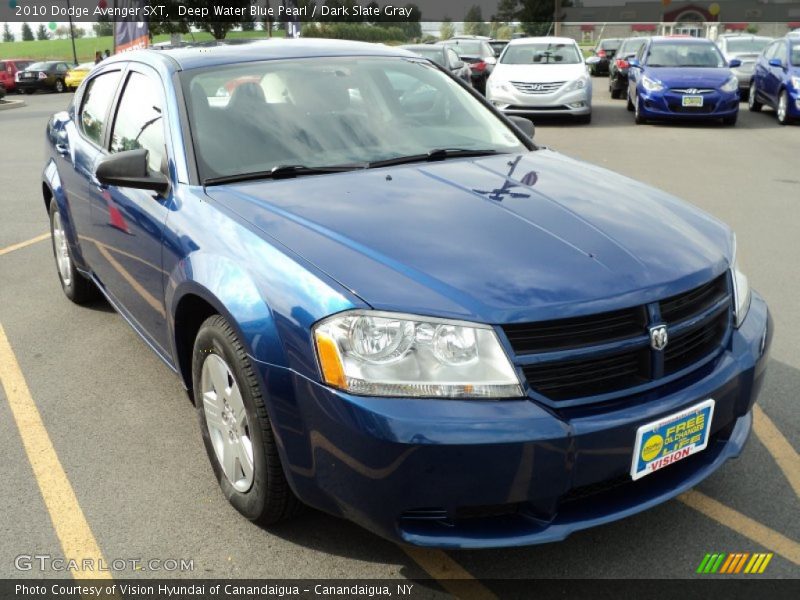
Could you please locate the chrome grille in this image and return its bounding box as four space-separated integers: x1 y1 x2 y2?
670 88 715 94
510 81 565 94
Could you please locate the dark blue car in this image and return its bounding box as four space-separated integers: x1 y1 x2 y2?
627 37 741 125
43 40 770 548
748 35 800 125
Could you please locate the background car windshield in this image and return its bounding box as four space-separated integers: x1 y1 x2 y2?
449 41 483 55
599 40 621 50
792 43 800 65
501 43 582 65
183 57 526 180
726 38 771 53
646 42 725 67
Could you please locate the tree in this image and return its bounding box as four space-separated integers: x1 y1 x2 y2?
746 24 759 34
93 16 114 37
36 24 50 41
21 22 34 42
440 18 454 40
463 6 489 37
494 0 573 36
241 19 256 32
2 23 14 43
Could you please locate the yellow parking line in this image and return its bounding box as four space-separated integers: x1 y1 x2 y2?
0 323 111 580
678 490 800 566
0 233 49 257
401 547 497 599
753 404 800 498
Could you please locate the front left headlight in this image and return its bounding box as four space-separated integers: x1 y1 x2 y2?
720 76 738 93
313 311 523 398
731 236 751 328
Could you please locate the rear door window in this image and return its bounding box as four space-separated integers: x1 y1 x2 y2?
110 71 166 173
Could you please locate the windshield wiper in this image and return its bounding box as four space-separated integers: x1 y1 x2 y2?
368 148 501 169
204 163 367 186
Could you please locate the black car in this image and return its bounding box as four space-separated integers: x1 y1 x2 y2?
609 37 648 99
400 44 472 86
587 38 623 75
440 38 497 94
16 61 71 94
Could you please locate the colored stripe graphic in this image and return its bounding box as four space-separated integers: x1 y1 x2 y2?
719 553 736 573
696 553 712 573
734 553 749 573
698 552 773 574
758 554 773 573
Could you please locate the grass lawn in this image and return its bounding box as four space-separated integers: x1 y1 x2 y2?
0 30 282 63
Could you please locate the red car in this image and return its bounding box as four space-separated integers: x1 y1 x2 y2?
0 59 35 93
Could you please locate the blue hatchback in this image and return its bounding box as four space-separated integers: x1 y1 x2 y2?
43 40 770 548
748 35 800 124
627 37 741 125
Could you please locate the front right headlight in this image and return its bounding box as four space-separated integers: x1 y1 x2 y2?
641 75 664 92
313 311 523 398
731 236 751 328
791 75 800 90
489 78 509 92
720 75 738 93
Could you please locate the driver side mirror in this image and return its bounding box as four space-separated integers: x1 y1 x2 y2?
508 115 535 139
729 58 742 68
768 58 784 68
628 58 641 68
96 149 170 194
452 59 464 70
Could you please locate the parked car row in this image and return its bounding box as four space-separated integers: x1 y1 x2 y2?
0 59 97 95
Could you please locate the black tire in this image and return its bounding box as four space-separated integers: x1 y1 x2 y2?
627 92 635 112
722 113 738 126
610 86 622 100
55 79 65 93
748 82 762 112
193 315 302 525
49 201 98 304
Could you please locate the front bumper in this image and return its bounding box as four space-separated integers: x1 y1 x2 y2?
637 87 739 120
487 82 592 116
258 293 770 548
16 79 52 92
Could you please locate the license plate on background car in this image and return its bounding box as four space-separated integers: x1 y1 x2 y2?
682 95 704 107
630 399 715 480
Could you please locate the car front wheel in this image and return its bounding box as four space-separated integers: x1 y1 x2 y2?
776 90 792 125
634 94 645 124
193 315 301 525
55 79 65 93
49 201 98 304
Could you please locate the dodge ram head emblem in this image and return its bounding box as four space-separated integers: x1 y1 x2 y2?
650 325 669 351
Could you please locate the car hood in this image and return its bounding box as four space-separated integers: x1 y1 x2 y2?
491 62 587 83
646 67 732 87
205 150 732 324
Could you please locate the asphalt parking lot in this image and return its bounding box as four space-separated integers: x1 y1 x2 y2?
0 82 797 591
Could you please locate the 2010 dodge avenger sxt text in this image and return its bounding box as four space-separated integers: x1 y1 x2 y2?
42 40 771 548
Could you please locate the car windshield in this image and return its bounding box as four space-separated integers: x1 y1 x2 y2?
725 38 771 54
792 43 800 66
646 42 725 67
405 48 445 66
599 40 621 50
183 57 526 182
501 43 582 64
28 62 53 71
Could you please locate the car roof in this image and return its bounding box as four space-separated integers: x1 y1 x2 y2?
401 44 443 52
508 37 577 45
105 39 416 72
648 36 715 44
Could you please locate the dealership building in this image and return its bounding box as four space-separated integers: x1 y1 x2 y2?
560 1 800 42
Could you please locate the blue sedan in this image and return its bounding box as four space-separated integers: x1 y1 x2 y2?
749 35 800 124
627 37 741 125
43 40 770 548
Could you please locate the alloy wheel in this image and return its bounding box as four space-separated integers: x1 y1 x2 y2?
777 92 788 124
51 210 72 287
201 353 255 493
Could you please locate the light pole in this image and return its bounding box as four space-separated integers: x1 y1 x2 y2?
65 0 79 65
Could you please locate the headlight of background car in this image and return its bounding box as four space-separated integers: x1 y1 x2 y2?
720 76 738 93
642 75 664 92
791 75 800 90
566 76 589 92
314 311 523 398
731 236 751 328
